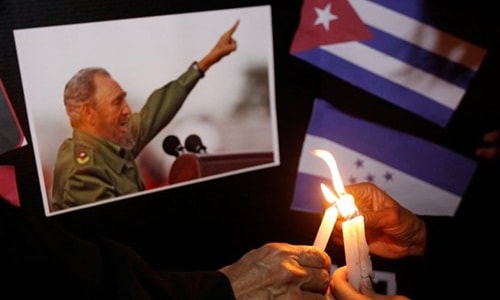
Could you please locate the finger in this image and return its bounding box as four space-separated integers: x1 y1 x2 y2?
300 290 332 300
362 209 392 230
230 38 237 47
226 19 239 36
273 288 327 300
298 246 332 269
476 146 500 160
331 266 370 300
297 266 331 293
360 276 374 294
345 183 378 209
294 247 331 293
483 130 500 143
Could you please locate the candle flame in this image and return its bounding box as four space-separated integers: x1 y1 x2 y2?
336 194 358 219
313 149 346 199
320 183 339 205
320 184 358 219
313 149 358 219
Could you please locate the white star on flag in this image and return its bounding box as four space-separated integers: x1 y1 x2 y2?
314 3 337 31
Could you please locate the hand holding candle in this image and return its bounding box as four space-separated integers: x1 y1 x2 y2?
312 149 373 291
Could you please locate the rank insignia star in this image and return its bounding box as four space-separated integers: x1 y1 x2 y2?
76 151 89 164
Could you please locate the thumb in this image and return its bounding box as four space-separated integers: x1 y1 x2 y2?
361 210 389 230
360 276 374 295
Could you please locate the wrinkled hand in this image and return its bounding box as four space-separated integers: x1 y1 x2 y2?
219 242 332 300
332 183 426 259
329 266 409 300
475 129 500 160
197 20 239 72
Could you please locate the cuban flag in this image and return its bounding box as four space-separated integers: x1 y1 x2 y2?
290 0 487 127
291 98 477 216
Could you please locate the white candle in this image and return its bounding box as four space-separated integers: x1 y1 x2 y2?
313 183 340 250
342 215 372 291
312 149 372 290
313 205 338 250
337 194 372 291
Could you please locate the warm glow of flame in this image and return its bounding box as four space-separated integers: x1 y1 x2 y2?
314 149 358 219
336 194 358 219
320 183 339 205
313 149 346 198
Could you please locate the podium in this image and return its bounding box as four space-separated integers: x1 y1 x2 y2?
168 152 274 184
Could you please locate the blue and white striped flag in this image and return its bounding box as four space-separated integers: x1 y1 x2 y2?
291 98 477 216
290 0 487 127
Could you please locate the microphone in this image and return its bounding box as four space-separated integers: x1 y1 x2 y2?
184 134 207 154
162 135 185 157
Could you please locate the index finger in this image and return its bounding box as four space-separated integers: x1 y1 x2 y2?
226 19 239 36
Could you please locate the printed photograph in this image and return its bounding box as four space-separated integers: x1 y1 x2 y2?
14 5 278 216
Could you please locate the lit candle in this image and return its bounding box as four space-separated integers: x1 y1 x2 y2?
313 184 339 250
312 149 373 291
337 194 373 291
312 150 344 251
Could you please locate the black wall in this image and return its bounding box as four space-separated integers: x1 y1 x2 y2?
1 0 498 277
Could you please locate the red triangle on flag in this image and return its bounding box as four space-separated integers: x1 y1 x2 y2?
290 0 373 53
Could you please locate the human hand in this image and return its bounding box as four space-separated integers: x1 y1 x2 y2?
475 129 500 160
219 242 332 299
329 266 409 300
197 20 239 72
331 183 426 259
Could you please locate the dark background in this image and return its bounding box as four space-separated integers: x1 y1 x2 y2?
1 0 499 290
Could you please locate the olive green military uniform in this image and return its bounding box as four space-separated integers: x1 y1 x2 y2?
51 64 203 210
